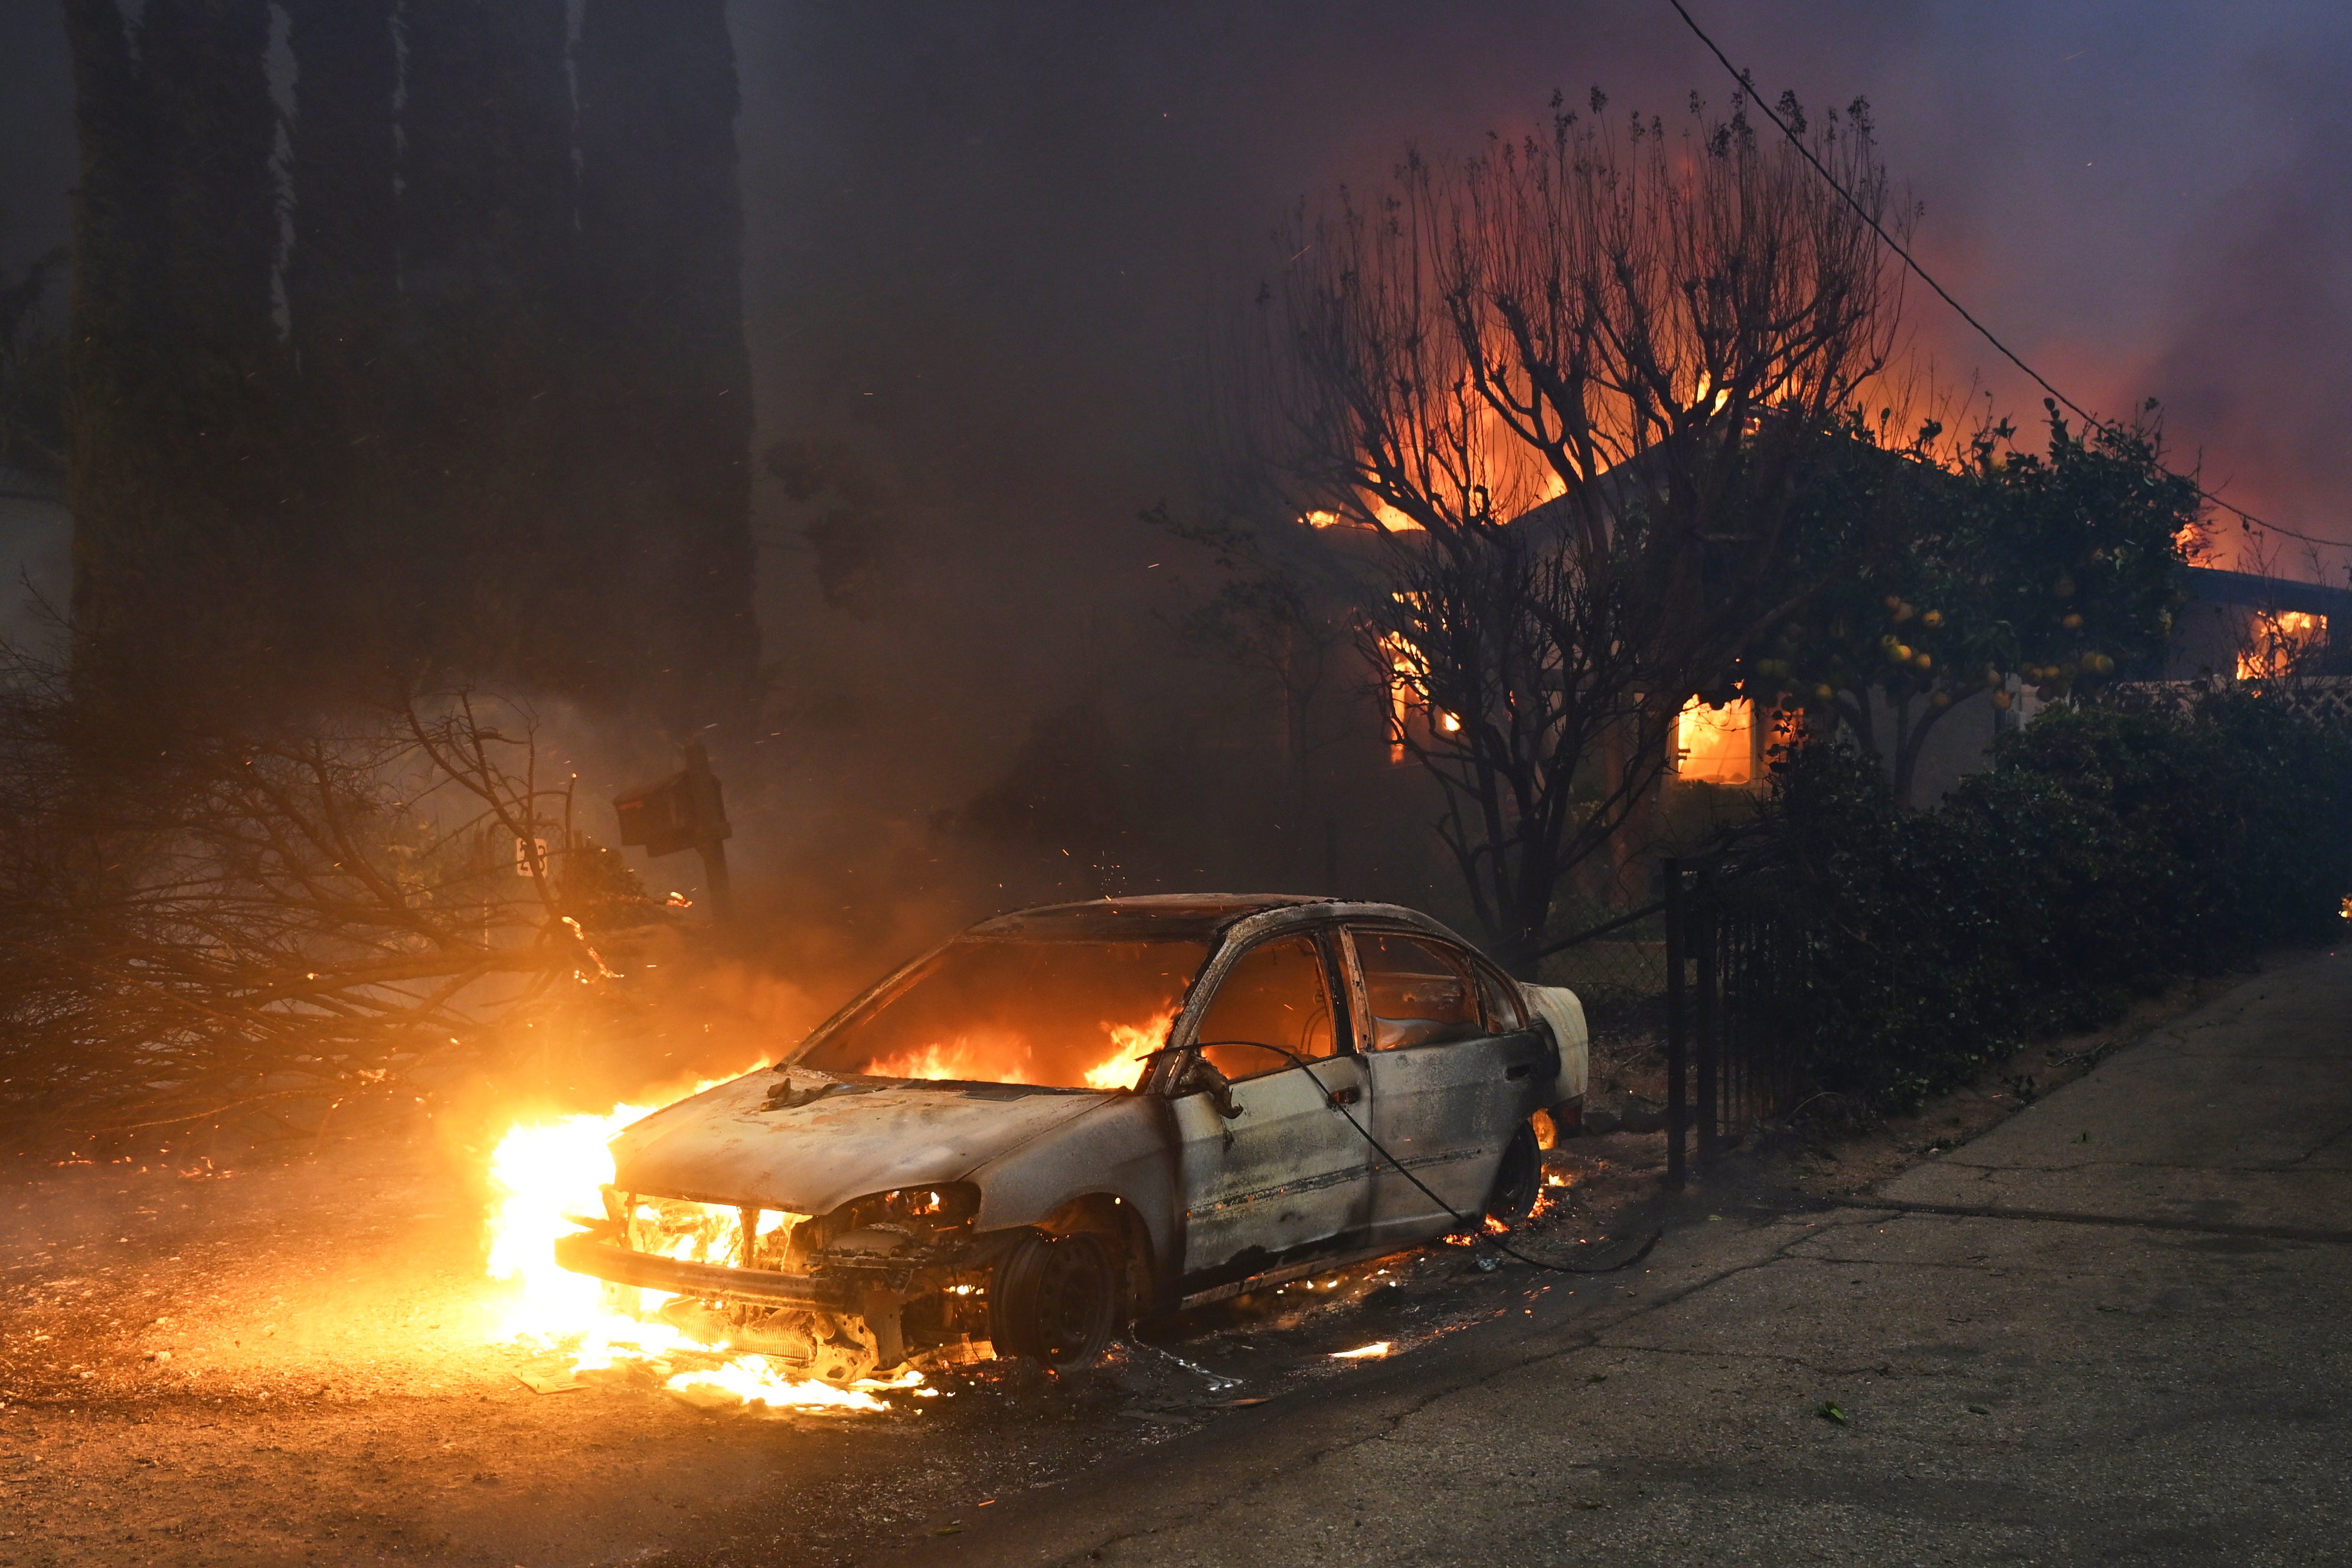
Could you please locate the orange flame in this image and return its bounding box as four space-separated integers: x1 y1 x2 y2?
1082 1005 1178 1091
1302 502 1426 532
857 1008 1178 1092
862 1034 1031 1083
1673 695 1756 785
481 1078 906 1414
2237 610 2326 681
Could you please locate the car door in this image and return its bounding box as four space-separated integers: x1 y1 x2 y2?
1170 930 1374 1292
1347 926 1549 1247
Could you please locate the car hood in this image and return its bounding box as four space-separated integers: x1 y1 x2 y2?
606 1070 1115 1216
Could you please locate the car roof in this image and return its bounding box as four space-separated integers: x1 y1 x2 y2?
967 893 1368 942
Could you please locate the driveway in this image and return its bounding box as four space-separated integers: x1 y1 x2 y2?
876 948 2352 1567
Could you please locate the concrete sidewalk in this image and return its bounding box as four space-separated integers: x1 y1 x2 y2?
874 949 2352 1567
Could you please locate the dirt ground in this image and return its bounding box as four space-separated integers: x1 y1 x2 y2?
0 1114 1650 1567
0 970 2233 1567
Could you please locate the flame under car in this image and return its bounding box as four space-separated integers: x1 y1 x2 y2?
554 895 1589 1383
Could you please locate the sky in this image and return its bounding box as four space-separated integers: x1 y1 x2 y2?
729 0 2352 549
5 0 2351 912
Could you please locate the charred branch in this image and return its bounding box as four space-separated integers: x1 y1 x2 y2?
0 660 667 1140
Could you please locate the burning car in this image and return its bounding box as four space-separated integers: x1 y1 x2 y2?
553 895 1587 1384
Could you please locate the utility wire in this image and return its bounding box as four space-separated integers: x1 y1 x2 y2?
1662 0 2351 557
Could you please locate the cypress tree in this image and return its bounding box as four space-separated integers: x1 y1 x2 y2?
283 0 401 675
284 0 400 348
63 0 281 709
60 0 155 677
65 0 762 723
576 0 759 731
397 0 577 690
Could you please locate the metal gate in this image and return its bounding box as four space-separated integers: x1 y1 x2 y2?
1662 854 1806 1188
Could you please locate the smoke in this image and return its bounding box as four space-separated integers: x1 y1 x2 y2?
723 1 1727 939
2137 92 2352 570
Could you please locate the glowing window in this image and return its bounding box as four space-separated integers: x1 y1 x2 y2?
2237 610 2326 681
1674 697 1755 785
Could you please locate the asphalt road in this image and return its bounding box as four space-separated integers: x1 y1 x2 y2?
874 948 2352 1568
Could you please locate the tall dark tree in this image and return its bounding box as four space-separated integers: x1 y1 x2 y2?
65 0 761 724
62 0 281 706
139 1 277 354
397 0 579 689
60 0 153 671
284 0 400 349
576 0 759 730
283 0 401 665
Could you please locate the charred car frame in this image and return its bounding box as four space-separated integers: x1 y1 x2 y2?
554 895 1588 1382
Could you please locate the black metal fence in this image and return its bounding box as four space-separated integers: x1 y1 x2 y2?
1661 853 1807 1188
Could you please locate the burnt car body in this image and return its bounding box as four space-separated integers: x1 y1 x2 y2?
554 895 1589 1381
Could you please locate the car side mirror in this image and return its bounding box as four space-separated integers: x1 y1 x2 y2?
1167 1052 1243 1120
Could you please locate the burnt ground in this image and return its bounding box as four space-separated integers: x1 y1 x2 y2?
0 1122 1651 1567
0 968 2236 1568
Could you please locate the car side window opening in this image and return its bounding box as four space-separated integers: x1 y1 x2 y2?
1354 931 1485 1051
1474 960 1527 1033
1192 935 1337 1082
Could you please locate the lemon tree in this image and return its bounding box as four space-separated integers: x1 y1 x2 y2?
1746 407 2199 806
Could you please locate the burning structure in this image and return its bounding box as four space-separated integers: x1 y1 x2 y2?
2169 567 2350 681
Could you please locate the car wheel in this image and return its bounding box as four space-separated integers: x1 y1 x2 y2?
989 1230 1120 1367
1484 1121 1542 1227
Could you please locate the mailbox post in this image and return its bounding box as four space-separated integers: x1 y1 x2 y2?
613 739 734 922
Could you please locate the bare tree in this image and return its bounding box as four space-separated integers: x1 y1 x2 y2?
1241 87 1912 964
0 665 664 1141
1371 523 1664 961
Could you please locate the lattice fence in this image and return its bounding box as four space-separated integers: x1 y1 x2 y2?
2105 675 2352 728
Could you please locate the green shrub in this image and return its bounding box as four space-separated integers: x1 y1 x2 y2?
1756 690 2352 1107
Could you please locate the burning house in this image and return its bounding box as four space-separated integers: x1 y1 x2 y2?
2169 566 2350 681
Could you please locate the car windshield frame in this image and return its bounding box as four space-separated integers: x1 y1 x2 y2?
787 932 1219 1091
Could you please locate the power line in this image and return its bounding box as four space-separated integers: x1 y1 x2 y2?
1662 0 2351 557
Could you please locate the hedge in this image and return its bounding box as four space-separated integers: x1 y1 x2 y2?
1755 689 2352 1109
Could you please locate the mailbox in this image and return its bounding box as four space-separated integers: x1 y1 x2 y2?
613 747 731 860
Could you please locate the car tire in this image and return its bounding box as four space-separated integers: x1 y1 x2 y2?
1484 1120 1542 1227
989 1229 1120 1367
